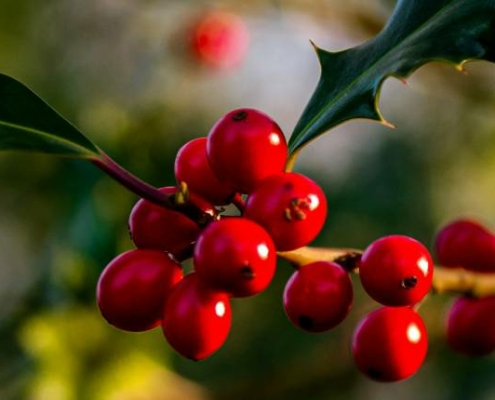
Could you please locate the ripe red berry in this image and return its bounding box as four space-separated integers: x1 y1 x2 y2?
97 249 183 332
128 186 216 257
190 10 250 70
207 108 288 194
175 137 236 205
243 172 327 251
446 295 495 356
435 219 495 273
359 235 433 307
162 273 232 361
194 218 276 297
352 307 428 382
283 261 353 332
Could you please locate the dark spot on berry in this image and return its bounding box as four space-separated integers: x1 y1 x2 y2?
240 265 255 280
367 368 382 380
298 315 314 330
283 182 294 191
401 276 418 289
233 110 248 121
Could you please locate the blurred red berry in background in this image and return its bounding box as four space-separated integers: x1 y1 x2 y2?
189 10 250 70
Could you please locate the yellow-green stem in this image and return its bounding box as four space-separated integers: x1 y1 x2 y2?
284 148 301 172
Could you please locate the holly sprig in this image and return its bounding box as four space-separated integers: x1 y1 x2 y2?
289 0 495 155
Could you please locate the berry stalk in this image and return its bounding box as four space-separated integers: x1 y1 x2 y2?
432 267 495 297
91 151 216 226
278 247 362 272
92 151 172 207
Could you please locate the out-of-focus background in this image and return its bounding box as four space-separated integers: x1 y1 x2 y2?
1 0 495 399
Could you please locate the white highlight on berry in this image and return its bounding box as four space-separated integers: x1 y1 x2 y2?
406 323 421 343
257 243 270 260
215 301 226 317
269 133 281 146
307 194 320 211
417 256 430 276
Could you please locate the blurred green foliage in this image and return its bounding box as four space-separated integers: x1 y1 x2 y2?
1 0 495 399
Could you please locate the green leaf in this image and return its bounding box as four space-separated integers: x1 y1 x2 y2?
289 0 495 153
0 73 100 158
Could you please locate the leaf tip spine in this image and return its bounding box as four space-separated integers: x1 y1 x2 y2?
380 118 396 129
309 39 319 51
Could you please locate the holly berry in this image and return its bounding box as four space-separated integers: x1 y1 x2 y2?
352 307 428 382
175 137 236 205
128 186 216 257
283 261 353 332
207 108 288 194
435 219 495 273
194 218 276 297
359 235 433 307
446 295 495 356
97 249 183 332
161 273 232 361
243 172 327 251
189 10 250 70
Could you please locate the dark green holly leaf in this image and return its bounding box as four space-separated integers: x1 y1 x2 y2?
289 0 495 153
0 74 99 158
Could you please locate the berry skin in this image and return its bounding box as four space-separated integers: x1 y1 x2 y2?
190 11 250 70
128 186 215 257
283 261 353 332
359 235 433 307
243 172 327 251
207 108 288 194
175 137 236 205
435 219 495 273
447 296 495 356
352 307 428 382
161 273 232 361
194 218 276 297
97 249 183 332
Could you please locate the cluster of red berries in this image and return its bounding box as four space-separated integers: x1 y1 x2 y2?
96 108 331 361
436 219 495 357
93 106 447 382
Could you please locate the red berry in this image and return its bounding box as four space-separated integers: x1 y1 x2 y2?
243 172 327 251
128 187 215 257
175 137 236 205
161 273 231 361
435 219 495 273
352 307 428 382
447 295 495 356
97 249 183 332
283 261 353 332
190 10 250 70
359 235 433 307
194 218 276 297
207 108 288 194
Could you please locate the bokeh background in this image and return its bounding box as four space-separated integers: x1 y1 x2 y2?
1 0 495 399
